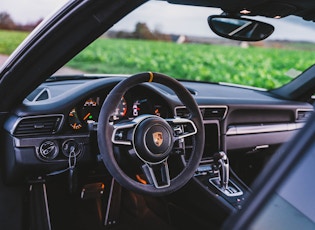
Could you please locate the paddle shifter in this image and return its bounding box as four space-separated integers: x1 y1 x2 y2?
213 151 229 190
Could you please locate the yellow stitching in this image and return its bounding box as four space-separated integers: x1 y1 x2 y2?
148 72 154 82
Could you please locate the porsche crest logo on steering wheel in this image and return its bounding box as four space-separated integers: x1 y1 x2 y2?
153 132 163 147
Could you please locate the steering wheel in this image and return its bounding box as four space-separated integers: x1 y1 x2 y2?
97 72 204 196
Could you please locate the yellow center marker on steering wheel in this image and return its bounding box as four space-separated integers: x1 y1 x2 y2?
148 72 154 82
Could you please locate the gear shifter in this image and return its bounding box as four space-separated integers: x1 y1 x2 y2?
213 151 229 190
209 151 243 197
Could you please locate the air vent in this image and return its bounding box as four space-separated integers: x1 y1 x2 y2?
296 109 313 122
186 87 197 95
35 89 50 101
175 106 227 120
175 107 190 118
26 88 51 102
14 115 63 136
202 107 227 120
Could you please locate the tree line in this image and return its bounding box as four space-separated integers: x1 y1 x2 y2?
0 12 42 31
108 22 176 42
0 12 179 42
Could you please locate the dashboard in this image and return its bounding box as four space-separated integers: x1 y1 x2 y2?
2 75 313 184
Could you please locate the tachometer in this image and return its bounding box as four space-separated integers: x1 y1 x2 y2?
112 97 127 120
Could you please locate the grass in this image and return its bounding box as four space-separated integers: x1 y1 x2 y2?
0 30 28 55
68 38 315 89
2 29 315 89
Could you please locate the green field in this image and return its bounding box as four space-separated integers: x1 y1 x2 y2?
0 30 28 55
68 38 315 89
2 30 315 89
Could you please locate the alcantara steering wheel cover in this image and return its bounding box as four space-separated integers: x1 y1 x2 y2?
97 72 204 196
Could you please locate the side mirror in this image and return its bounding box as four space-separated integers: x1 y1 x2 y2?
208 15 274 41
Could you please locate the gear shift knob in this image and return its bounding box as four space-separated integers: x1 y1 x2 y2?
213 151 229 190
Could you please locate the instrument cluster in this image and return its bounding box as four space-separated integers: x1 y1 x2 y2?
67 90 169 131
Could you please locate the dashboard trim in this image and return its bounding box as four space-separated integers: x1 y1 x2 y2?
14 134 89 163
14 134 90 147
226 122 305 136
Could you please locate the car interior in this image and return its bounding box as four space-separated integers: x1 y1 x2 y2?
223 110 315 229
0 0 315 229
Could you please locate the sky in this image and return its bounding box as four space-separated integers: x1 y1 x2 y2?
1 0 67 24
113 1 315 42
1 0 315 42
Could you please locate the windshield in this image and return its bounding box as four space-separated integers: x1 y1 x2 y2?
2 1 315 90
66 1 315 89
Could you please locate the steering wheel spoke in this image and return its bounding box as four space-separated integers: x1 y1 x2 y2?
111 121 136 146
141 160 170 189
166 117 197 141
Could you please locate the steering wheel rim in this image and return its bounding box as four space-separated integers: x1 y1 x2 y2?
97 72 204 196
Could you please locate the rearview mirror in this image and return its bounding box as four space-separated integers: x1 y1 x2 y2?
208 16 274 41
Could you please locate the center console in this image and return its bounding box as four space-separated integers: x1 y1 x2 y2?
194 122 248 210
195 158 247 210
174 106 249 211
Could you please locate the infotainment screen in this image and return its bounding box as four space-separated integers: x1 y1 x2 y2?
203 123 219 159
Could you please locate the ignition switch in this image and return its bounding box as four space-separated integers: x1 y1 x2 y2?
62 139 81 157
